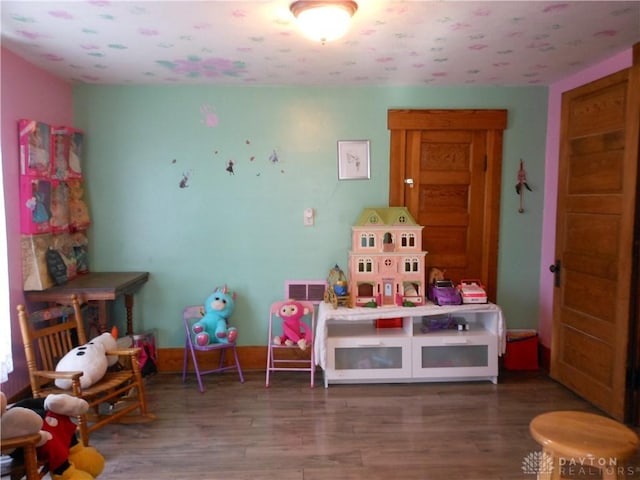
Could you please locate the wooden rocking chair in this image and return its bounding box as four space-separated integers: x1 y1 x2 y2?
17 294 155 446
0 432 45 480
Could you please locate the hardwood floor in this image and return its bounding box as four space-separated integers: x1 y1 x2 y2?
82 370 640 479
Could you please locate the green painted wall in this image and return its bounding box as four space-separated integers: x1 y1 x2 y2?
72 85 547 347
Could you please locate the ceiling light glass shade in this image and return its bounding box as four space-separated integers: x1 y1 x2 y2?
290 1 358 44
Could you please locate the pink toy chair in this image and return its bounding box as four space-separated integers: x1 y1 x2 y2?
265 300 316 388
182 305 244 392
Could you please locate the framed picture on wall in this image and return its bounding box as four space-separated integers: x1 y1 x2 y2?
337 140 370 180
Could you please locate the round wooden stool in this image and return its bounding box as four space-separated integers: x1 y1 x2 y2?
529 411 639 480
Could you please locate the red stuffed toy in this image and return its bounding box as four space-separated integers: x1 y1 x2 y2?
273 300 313 350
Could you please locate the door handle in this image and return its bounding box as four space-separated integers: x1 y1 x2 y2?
549 260 561 288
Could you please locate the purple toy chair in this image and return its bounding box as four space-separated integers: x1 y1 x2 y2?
265 300 316 388
182 305 244 392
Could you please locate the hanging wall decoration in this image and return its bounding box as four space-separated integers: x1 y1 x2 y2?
515 159 532 214
338 140 370 180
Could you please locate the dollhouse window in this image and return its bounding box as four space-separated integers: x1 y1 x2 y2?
383 232 393 244
358 258 373 273
360 233 375 248
401 233 416 247
384 259 392 267
404 257 420 272
398 215 406 223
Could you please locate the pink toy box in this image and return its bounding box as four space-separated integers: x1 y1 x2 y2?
67 179 91 231
19 119 51 178
20 176 52 234
20 175 90 234
51 126 84 180
49 180 70 233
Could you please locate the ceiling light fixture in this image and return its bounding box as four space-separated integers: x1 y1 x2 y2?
290 1 358 44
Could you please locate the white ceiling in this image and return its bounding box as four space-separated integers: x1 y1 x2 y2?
2 1 639 86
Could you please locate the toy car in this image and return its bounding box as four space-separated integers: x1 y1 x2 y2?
457 279 488 304
428 279 462 306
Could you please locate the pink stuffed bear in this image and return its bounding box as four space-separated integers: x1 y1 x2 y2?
273 300 313 350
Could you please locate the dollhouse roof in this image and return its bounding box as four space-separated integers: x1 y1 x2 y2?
353 207 419 227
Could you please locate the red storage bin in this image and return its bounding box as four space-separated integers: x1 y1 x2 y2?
375 317 403 328
504 330 539 370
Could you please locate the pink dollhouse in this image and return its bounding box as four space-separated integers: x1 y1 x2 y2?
349 207 428 307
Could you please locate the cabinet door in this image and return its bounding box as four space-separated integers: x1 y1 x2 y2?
327 336 412 382
412 331 498 383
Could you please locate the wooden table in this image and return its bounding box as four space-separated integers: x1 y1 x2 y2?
24 271 149 336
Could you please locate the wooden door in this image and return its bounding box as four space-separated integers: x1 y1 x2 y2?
388 110 507 302
550 65 640 421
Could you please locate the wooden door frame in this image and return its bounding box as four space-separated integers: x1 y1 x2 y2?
626 43 640 423
388 109 507 301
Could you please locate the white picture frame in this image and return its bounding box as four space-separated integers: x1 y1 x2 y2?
337 140 370 180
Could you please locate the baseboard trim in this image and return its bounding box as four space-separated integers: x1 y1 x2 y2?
161 345 549 374
158 346 312 373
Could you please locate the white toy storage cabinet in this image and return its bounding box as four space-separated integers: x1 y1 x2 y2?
316 302 503 388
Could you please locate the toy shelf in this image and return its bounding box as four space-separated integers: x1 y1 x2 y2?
327 319 411 338
315 302 503 388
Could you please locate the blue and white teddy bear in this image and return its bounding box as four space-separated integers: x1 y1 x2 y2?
192 286 238 346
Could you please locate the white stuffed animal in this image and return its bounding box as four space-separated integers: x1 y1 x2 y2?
55 332 118 390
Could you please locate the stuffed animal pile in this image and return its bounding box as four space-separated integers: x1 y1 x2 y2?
1 391 104 480
192 286 238 346
273 300 313 351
